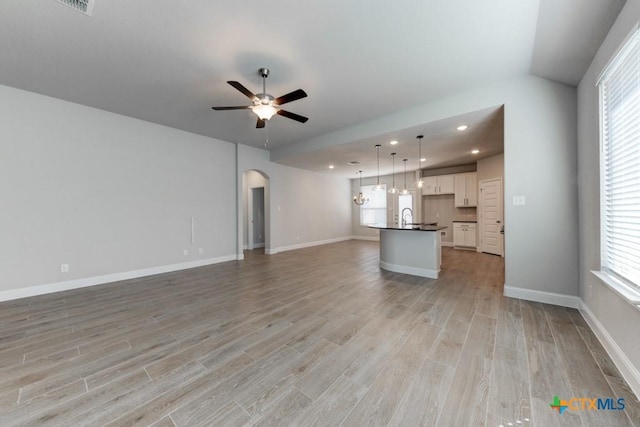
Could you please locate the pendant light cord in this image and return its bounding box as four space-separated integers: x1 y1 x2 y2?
391 153 395 188
376 144 381 185
403 159 407 189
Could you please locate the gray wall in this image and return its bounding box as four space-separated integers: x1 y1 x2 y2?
422 195 457 244
577 0 640 391
333 76 578 298
237 144 352 255
0 84 236 294
477 153 504 184
0 85 354 298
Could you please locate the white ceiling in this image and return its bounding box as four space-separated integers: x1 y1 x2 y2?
0 0 626 178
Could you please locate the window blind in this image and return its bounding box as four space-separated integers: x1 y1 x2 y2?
600 26 640 289
360 184 387 225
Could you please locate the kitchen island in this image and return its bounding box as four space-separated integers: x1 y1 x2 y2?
368 224 447 279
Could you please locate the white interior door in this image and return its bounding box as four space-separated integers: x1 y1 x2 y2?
479 178 503 256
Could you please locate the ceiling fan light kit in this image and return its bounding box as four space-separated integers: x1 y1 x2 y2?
212 67 308 128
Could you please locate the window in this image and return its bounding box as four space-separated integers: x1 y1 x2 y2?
599 25 640 292
360 185 387 225
398 194 413 225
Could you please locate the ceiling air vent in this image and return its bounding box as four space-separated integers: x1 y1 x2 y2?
55 0 94 16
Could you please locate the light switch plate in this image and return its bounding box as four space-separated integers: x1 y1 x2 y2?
513 196 526 206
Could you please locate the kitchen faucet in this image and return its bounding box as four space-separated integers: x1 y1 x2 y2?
401 207 413 227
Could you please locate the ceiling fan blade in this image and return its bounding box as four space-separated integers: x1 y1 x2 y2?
227 81 256 100
211 106 251 110
256 118 266 128
274 89 307 106
277 109 309 123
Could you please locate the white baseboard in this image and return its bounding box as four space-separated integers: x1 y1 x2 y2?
441 241 454 247
580 302 640 399
379 260 439 279
0 255 237 302
253 243 265 248
268 236 353 254
503 286 581 308
350 235 380 242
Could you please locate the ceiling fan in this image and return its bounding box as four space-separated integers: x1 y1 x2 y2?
212 67 308 128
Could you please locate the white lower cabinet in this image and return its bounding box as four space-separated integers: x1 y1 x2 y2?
453 222 477 248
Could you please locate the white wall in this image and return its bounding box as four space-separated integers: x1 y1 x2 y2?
0 84 236 298
577 0 640 395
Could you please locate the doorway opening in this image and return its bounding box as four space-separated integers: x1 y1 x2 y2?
242 170 270 256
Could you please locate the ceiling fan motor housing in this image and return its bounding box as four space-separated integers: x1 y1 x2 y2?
256 94 274 106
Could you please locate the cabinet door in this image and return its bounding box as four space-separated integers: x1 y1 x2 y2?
453 224 465 246
466 173 477 207
466 224 477 247
423 176 438 195
439 175 454 194
454 174 467 206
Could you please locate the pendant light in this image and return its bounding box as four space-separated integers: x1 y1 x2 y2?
401 158 409 195
373 144 385 191
415 135 424 188
353 171 370 205
389 153 398 194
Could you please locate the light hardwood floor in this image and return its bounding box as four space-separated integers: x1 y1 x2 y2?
0 241 638 426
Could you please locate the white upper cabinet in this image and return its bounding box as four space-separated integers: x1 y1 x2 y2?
423 175 454 195
454 172 477 207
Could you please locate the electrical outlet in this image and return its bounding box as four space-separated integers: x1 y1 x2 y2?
60 264 69 273
183 249 189 256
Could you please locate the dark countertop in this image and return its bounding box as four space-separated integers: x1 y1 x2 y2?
452 219 477 223
367 223 447 232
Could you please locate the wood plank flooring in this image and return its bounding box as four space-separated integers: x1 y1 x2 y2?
0 241 638 426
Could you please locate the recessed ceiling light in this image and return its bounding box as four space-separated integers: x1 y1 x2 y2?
328 165 335 169
347 161 360 165
457 125 468 131
420 158 426 162
471 149 480 154
390 140 399 145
